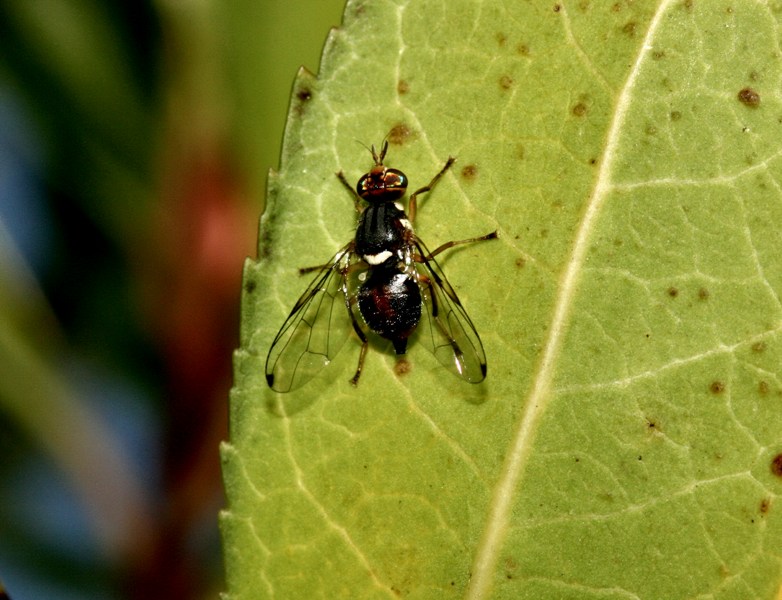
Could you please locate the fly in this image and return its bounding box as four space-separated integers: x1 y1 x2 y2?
265 140 498 392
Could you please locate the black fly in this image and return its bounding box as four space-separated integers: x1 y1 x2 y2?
265 141 497 392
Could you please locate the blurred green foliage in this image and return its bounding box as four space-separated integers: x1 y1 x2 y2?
0 0 344 598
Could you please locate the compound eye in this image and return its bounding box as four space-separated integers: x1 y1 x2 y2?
382 169 408 199
357 168 408 201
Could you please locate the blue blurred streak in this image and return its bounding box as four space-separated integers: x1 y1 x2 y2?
0 85 52 277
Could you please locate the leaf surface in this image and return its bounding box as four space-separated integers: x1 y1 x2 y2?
222 1 782 598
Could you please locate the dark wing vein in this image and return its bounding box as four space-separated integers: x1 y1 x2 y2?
413 238 487 383
265 244 354 392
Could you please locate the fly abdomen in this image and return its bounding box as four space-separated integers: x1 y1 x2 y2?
357 264 421 354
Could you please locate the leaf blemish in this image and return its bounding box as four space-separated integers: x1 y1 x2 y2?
738 87 761 107
709 380 725 394
394 358 412 377
670 110 682 121
461 164 478 180
499 75 513 90
387 123 413 145
667 286 679 298
751 341 766 353
622 21 637 36
758 380 770 395
515 257 526 268
760 498 771 515
504 556 518 579
572 102 588 117
771 453 782 477
397 79 409 95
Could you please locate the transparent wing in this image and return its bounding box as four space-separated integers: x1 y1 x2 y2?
412 238 487 383
265 244 355 392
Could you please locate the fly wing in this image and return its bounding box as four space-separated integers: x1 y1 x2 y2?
412 238 487 383
265 245 354 392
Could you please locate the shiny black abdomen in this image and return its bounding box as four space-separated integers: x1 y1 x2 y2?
357 264 421 355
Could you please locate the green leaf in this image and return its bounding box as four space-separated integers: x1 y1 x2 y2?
222 1 782 598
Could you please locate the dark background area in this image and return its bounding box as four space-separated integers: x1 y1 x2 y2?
0 1 343 598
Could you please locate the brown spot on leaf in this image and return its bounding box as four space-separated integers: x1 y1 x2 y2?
759 380 770 395
771 453 782 477
622 21 637 36
667 286 679 298
397 79 410 95
515 257 526 268
293 86 313 116
496 32 507 47
572 102 588 117
461 164 478 180
504 556 518 579
698 287 710 300
752 341 766 353
394 358 412 377
670 110 682 121
738 87 761 107
709 380 725 394
499 75 513 90
387 124 413 146
760 497 771 514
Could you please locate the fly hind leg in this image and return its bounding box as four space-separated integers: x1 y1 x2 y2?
420 230 498 261
345 294 369 386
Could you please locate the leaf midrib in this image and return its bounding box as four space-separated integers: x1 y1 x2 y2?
465 2 676 596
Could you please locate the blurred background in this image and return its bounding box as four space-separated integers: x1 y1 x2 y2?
0 0 344 598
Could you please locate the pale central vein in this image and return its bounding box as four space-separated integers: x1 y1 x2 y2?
465 2 675 598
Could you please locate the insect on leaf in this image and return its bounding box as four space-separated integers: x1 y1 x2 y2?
223 2 782 599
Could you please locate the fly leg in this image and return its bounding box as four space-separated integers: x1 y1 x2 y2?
408 156 456 224
299 243 358 275
418 231 498 261
337 171 363 212
345 293 368 386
